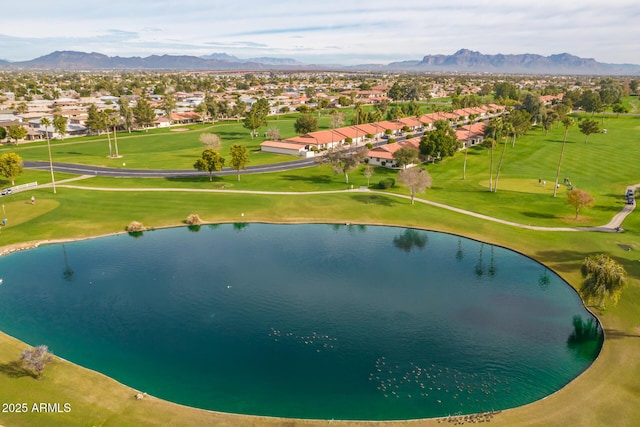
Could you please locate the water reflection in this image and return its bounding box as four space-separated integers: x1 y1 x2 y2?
233 222 249 231
61 244 74 282
538 268 551 290
331 223 367 233
474 244 485 277
392 229 428 252
567 315 603 361
456 238 464 262
187 225 201 232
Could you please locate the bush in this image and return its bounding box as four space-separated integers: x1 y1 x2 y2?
365 143 373 149
378 178 396 189
406 133 414 139
388 138 396 143
366 133 374 139
126 221 145 232
384 129 392 135
186 214 202 225
20 345 53 378
345 137 353 143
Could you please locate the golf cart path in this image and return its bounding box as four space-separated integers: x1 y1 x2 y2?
48 178 639 233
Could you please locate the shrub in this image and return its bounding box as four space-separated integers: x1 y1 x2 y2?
186 214 202 225
384 129 392 135
20 345 53 378
365 143 373 149
345 137 353 143
406 133 414 139
126 221 145 232
378 178 396 189
366 133 374 139
388 138 396 143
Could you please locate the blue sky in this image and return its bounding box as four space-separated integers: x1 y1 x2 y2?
2 0 639 64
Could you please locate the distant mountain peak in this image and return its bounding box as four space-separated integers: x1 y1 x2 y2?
1 49 638 75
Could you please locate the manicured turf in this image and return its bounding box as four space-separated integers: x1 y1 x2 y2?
0 111 639 427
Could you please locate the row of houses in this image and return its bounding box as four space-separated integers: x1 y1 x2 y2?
260 104 504 163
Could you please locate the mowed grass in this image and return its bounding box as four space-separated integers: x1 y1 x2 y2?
53 113 640 228
0 188 639 427
0 110 640 426
3 107 374 170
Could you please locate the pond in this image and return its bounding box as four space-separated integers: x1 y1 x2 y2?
0 224 602 420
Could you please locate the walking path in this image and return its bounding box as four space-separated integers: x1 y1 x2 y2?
46 177 638 233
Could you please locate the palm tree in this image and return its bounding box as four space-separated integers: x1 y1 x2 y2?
493 121 513 193
39 117 56 194
553 117 574 197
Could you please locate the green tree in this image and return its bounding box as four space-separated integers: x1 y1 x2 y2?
243 98 269 138
567 188 595 219
482 137 497 192
52 115 68 140
507 109 532 146
419 120 460 161
579 119 600 143
0 152 24 185
580 254 627 309
493 81 518 101
193 149 225 182
119 98 134 133
0 127 6 141
294 114 318 134
612 103 629 117
392 146 419 169
553 117 575 197
542 110 559 136
134 98 156 131
388 82 404 101
229 144 250 181
520 93 543 124
85 104 103 134
162 93 176 118
398 168 432 205
6 125 27 144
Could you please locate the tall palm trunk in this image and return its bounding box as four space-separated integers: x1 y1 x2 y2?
488 145 494 192
553 125 571 197
107 130 113 157
113 126 119 157
493 137 508 192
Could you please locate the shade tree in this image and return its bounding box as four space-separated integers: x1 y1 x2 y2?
567 188 595 219
580 254 627 309
193 149 225 181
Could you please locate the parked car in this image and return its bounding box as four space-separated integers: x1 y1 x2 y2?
627 196 635 205
0 188 11 196
626 189 634 197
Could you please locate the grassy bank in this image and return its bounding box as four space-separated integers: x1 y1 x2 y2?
0 188 639 426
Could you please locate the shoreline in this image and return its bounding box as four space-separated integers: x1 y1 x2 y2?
0 221 606 426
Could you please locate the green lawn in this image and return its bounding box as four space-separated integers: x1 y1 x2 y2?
0 109 639 426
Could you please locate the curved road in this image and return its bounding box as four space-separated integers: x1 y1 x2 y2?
24 158 317 178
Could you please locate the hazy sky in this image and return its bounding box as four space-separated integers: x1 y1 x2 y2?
2 0 638 64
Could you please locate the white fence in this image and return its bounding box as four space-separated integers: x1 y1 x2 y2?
8 181 38 192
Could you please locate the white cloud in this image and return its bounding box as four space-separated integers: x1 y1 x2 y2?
1 0 638 64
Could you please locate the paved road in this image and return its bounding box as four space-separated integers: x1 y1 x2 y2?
24 158 317 178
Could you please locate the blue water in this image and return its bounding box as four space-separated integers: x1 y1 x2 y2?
0 224 601 420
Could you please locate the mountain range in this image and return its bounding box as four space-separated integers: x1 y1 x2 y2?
1 49 638 75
